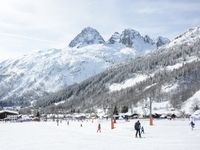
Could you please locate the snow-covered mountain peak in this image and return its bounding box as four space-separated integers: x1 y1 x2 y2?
108 32 120 44
0 43 137 106
156 36 170 47
168 26 200 47
122 28 140 35
107 29 169 52
119 29 142 47
68 27 105 48
119 28 156 52
144 35 155 45
186 26 200 35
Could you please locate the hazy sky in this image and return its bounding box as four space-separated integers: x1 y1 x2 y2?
0 0 200 61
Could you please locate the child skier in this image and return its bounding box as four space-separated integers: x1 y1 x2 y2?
141 126 144 134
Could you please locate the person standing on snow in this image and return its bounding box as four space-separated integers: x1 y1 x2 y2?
97 123 101 133
56 118 59 126
134 120 141 138
190 120 195 130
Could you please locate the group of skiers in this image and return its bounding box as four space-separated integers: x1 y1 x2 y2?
56 118 196 137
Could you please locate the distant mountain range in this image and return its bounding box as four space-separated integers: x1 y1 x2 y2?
0 27 169 107
69 27 169 51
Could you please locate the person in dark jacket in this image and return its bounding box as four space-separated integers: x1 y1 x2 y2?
190 121 195 130
134 120 141 138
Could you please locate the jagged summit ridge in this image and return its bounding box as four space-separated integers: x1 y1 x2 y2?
69 27 105 48
108 29 170 50
69 27 170 49
118 29 170 48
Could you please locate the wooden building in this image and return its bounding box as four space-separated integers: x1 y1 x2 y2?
0 110 19 120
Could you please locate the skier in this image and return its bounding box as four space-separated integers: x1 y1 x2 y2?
190 120 195 130
97 123 101 133
134 120 141 138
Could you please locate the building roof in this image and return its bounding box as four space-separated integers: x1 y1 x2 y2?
0 110 19 115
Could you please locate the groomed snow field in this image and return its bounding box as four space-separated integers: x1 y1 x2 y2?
0 119 200 150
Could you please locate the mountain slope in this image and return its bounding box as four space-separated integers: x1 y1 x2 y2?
35 27 200 114
167 27 200 48
0 44 136 106
0 27 170 107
